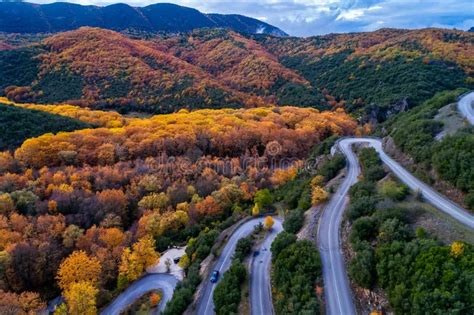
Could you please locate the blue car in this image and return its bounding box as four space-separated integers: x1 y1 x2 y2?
210 270 219 283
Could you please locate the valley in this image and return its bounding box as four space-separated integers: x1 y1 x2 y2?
0 4 472 314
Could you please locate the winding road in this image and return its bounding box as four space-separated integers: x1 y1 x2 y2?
250 218 283 315
100 92 474 315
458 91 474 124
100 273 178 315
195 216 282 315
320 109 474 314
318 139 359 315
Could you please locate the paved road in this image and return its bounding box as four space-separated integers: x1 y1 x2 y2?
318 139 359 315
249 218 283 315
101 273 178 315
320 136 474 315
359 138 474 229
196 217 270 315
458 91 474 124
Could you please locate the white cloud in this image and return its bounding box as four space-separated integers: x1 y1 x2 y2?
336 5 383 21
336 8 365 21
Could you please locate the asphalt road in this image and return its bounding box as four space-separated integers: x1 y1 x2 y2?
318 139 359 315
196 217 275 315
100 273 178 315
249 218 283 315
320 136 474 315
458 91 474 124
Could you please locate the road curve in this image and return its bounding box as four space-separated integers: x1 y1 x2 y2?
249 218 283 315
101 273 178 315
458 91 474 125
318 139 359 315
196 217 270 315
320 136 474 315
356 138 474 229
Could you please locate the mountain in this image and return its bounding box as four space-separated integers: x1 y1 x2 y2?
256 28 473 121
0 27 310 113
0 2 287 36
0 27 472 119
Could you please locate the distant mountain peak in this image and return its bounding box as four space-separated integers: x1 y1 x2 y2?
0 2 288 36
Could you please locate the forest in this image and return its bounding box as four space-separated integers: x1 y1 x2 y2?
0 27 472 118
0 101 355 313
346 147 473 313
0 102 92 151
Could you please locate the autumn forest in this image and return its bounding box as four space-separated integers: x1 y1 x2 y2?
0 15 473 315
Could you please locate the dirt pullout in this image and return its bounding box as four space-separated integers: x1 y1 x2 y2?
403 200 474 244
434 103 467 140
300 169 347 242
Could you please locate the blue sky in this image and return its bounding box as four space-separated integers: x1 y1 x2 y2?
30 0 474 36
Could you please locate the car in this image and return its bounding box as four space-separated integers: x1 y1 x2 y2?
210 270 219 283
173 257 181 264
253 250 260 257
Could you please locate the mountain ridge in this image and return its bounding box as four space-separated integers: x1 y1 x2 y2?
0 27 472 120
0 2 288 36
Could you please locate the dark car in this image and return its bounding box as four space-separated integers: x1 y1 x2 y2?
173 257 181 264
210 270 219 283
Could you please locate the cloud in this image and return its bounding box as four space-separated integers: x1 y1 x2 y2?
28 0 474 36
336 5 382 21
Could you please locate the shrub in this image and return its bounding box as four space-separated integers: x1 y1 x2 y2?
346 196 378 222
213 262 246 315
380 180 409 201
349 246 376 289
283 209 305 234
271 232 297 257
272 240 322 314
349 181 376 199
233 237 253 262
465 192 474 210
317 154 346 181
350 217 377 244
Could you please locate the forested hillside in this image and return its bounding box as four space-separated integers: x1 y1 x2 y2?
257 28 473 121
346 147 473 314
384 90 474 210
0 27 472 118
0 101 355 312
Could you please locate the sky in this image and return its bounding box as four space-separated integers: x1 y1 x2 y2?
28 0 474 37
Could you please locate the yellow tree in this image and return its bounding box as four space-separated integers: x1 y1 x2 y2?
252 203 260 216
138 193 169 212
451 241 465 257
264 216 274 230
57 251 101 291
311 175 324 188
63 281 99 315
311 186 329 206
178 254 190 269
118 237 160 288
0 193 15 215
